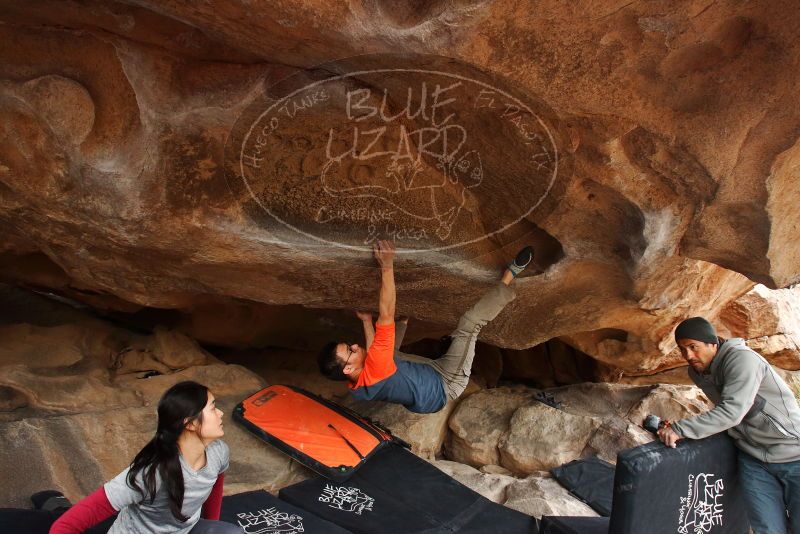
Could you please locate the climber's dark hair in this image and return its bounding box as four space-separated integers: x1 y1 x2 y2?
126 381 209 521
318 341 347 381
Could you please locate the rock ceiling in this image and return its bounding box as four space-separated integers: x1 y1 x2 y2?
0 0 798 373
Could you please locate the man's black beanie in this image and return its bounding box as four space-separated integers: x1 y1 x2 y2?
675 317 718 345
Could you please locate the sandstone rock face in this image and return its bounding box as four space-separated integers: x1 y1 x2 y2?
447 383 710 471
720 284 800 369
150 327 220 369
721 285 800 339
345 398 457 460
3 1 800 375
626 384 711 426
447 386 535 467
0 316 237 422
0 321 144 421
0 360 308 507
431 460 516 504
748 335 800 370
0 395 311 508
499 403 601 473
0 295 310 507
500 339 621 387
3 1 800 516
620 367 695 386
504 476 599 519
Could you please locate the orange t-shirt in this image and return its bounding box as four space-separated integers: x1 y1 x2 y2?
349 322 396 389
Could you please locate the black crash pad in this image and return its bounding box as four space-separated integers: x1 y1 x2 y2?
0 509 62 534
279 444 538 534
551 456 614 517
0 508 114 534
220 489 352 533
543 433 750 534
609 432 748 534
540 516 610 534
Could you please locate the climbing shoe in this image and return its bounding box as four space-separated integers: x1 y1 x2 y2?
507 246 534 277
31 490 71 511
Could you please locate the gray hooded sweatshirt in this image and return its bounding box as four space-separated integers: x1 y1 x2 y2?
672 338 800 463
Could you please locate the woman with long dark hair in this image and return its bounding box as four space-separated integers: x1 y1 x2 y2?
51 381 241 533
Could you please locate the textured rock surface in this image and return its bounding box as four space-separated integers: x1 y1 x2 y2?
0 321 141 420
0 342 309 508
3 1 800 375
0 316 242 422
544 383 710 462
720 284 800 368
345 397 458 460
0 395 311 508
446 386 535 467
504 475 599 519
447 383 709 471
747 334 800 370
0 292 312 507
499 403 602 474
431 460 516 503
721 285 800 338
626 384 713 425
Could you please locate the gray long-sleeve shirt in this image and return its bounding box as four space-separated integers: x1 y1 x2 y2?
672 338 800 463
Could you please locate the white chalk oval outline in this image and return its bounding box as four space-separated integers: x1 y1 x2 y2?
239 68 559 254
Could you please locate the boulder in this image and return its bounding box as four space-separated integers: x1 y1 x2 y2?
503 475 599 519
748 333 800 370
0 308 308 506
447 383 710 471
0 317 263 421
344 398 457 460
545 383 654 419
584 417 654 463
432 459 599 519
618 367 695 386
720 284 800 369
446 386 535 467
626 384 711 427
553 383 709 462
498 403 601 474
721 285 800 339
0 321 143 421
149 326 218 369
430 460 516 504
218 346 353 402
114 363 265 406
